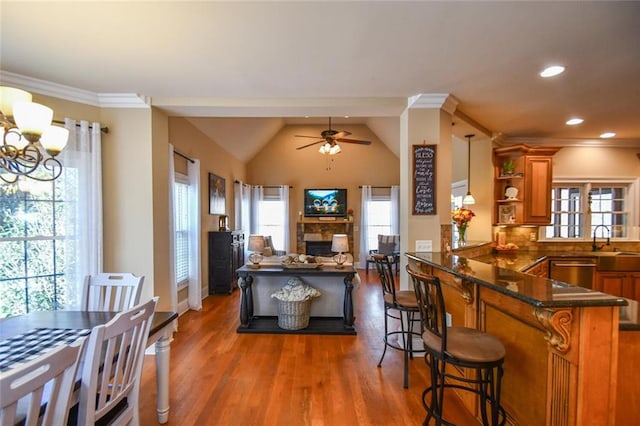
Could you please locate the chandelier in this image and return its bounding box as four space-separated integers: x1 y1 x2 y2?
0 86 69 183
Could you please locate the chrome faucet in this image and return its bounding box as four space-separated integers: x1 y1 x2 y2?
592 225 611 251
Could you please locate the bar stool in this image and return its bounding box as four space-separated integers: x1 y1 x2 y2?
407 266 506 426
374 254 423 388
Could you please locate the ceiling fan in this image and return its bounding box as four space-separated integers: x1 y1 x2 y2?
295 117 372 154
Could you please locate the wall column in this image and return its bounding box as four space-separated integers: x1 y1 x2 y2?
399 94 457 289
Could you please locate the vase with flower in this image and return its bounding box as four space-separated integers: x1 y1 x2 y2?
346 208 354 221
451 207 475 246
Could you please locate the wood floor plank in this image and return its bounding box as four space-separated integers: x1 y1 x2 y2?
138 270 479 425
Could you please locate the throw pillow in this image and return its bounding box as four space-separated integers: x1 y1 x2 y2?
378 241 396 256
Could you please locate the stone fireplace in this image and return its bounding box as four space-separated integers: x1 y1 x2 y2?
296 220 354 255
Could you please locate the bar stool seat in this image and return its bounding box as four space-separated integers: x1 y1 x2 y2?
407 266 506 426
374 254 424 389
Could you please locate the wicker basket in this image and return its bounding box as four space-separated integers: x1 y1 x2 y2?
277 299 311 330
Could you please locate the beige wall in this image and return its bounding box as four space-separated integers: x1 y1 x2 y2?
246 123 400 257
101 108 157 305
151 108 171 310
553 146 640 178
168 117 247 297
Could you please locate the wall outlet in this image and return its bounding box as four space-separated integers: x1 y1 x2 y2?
416 240 432 252
446 312 452 327
530 232 537 241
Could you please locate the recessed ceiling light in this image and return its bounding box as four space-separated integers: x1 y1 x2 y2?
566 118 584 126
540 65 565 78
600 132 616 138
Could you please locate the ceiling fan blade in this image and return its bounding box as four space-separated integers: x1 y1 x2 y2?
296 140 324 150
295 134 321 139
336 138 372 145
332 130 352 139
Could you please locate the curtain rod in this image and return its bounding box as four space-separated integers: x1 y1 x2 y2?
174 150 194 163
358 185 392 189
233 180 292 188
52 119 109 134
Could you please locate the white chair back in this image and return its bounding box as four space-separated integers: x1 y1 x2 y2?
0 339 85 426
77 297 157 426
82 273 144 312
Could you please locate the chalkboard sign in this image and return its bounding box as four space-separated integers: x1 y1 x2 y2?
413 144 436 215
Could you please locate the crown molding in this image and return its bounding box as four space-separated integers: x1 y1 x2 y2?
407 93 459 114
0 70 150 109
495 136 640 148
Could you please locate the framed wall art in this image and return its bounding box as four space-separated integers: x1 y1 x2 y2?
209 173 226 215
412 144 437 215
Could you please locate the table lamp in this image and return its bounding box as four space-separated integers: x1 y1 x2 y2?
247 235 265 268
331 234 349 268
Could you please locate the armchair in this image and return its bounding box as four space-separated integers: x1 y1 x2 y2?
366 234 400 274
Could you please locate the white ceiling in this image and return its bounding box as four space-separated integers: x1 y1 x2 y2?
2 1 639 162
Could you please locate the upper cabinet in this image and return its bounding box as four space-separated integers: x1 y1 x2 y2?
493 145 560 226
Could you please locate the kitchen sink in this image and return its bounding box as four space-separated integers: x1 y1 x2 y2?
597 254 640 271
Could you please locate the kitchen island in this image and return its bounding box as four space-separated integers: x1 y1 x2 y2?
407 251 628 426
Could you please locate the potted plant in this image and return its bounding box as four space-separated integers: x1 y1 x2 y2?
502 159 515 175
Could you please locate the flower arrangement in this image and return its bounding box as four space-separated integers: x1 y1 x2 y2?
346 208 354 220
451 207 475 227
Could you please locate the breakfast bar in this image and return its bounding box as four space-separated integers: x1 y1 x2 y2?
406 251 628 426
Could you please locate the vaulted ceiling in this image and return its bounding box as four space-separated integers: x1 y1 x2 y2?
2 1 639 162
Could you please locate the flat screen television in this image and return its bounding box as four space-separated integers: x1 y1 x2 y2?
304 188 347 218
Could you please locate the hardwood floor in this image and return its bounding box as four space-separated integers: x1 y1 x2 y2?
138 269 477 425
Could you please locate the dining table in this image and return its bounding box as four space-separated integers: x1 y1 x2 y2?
0 309 178 424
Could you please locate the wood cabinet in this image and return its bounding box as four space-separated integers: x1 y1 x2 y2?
594 271 640 302
208 231 244 295
493 145 560 225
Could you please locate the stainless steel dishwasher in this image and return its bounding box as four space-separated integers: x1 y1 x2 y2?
548 258 596 289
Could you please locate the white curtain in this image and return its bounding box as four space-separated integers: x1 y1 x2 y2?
279 185 290 253
187 158 202 310
250 185 264 234
391 185 400 234
234 180 251 238
167 144 178 319
62 119 103 308
358 185 373 269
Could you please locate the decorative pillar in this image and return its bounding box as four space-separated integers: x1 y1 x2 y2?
398 94 458 289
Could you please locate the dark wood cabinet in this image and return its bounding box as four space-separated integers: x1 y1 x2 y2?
208 231 244 295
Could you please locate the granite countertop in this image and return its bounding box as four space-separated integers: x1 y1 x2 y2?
471 250 625 272
406 251 638 331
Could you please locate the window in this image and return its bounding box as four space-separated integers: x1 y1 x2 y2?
365 199 392 251
544 181 635 240
256 198 286 251
173 174 190 287
0 178 69 317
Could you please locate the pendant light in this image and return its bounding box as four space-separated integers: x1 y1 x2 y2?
462 134 476 205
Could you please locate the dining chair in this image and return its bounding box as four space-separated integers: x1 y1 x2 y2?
82 273 144 312
0 339 86 426
76 297 158 426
